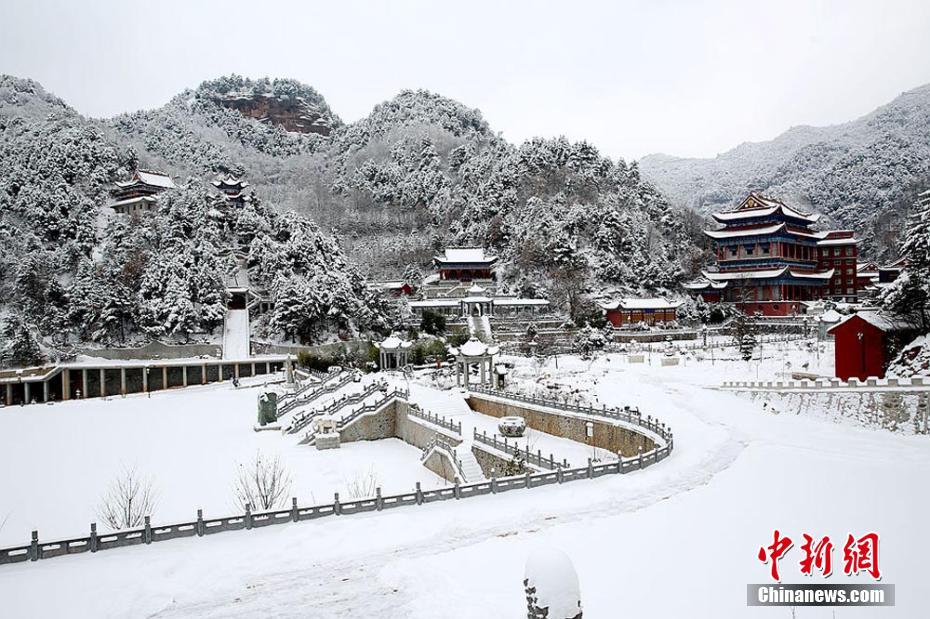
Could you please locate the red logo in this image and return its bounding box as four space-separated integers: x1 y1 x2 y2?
757 530 793 581
758 531 881 581
843 532 881 580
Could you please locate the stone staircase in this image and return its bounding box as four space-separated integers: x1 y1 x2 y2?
456 447 486 482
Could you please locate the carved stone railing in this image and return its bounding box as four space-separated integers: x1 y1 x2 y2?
421 436 467 481
406 403 462 436
0 440 671 567
468 386 672 446
298 388 407 445
277 372 353 418
286 380 385 434
472 428 570 470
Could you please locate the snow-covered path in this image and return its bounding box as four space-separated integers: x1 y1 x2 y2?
221 309 250 359
2 352 928 618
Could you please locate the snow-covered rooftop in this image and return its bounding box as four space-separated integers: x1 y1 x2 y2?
212 175 250 188
110 195 157 208
712 193 820 224
378 335 412 350
828 310 915 334
116 170 175 190
705 222 831 241
449 338 499 357
701 267 833 281
599 298 682 311
434 248 498 264
493 298 549 306
408 299 460 308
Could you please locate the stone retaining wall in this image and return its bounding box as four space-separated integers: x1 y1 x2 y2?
472 445 525 477
338 400 462 451
467 395 656 457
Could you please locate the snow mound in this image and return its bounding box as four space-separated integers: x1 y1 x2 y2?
887 334 930 378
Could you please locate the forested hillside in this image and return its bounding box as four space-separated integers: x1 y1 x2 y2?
1 72 698 360
0 75 383 361
640 84 930 260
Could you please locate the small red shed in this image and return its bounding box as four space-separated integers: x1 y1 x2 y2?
826 312 915 381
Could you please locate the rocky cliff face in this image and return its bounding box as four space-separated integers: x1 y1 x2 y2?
213 93 337 136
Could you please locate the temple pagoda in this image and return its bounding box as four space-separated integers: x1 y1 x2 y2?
109 170 175 215
685 193 859 316
211 175 252 207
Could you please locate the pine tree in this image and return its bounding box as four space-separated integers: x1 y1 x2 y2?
883 193 930 332
1 315 44 368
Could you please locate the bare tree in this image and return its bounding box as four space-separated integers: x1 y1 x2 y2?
344 467 379 499
234 452 292 511
98 467 158 530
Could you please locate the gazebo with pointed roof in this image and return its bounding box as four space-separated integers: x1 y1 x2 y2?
448 337 500 388
376 334 413 370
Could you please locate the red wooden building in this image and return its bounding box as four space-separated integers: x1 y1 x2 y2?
826 312 915 380
685 193 859 316
433 248 497 281
598 298 681 327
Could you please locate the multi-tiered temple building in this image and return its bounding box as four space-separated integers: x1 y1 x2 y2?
685 193 859 316
109 170 175 215
211 175 252 208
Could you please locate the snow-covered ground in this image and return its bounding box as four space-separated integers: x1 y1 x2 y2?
221 309 250 359
0 376 444 547
1 340 928 618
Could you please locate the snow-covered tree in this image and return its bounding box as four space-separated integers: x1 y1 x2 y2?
0 315 44 367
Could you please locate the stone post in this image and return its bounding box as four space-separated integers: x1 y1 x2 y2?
376 487 383 511
333 493 341 515
90 523 98 552
144 516 152 544
415 482 423 505
29 530 38 561
291 497 299 522
245 504 253 529
196 509 204 536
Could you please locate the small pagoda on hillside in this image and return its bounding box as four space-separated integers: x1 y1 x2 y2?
212 175 252 208
685 192 859 316
109 170 175 215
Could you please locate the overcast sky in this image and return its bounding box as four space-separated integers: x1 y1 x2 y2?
2 0 929 160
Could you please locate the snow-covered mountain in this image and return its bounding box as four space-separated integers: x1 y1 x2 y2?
640 84 930 260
